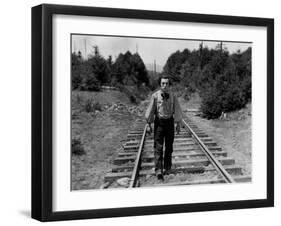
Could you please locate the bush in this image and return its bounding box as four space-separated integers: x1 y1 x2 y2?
200 79 248 119
200 87 222 119
182 86 196 101
72 138 85 155
84 98 102 113
72 71 82 90
80 73 101 91
241 75 251 102
129 95 137 104
222 84 246 112
115 84 148 104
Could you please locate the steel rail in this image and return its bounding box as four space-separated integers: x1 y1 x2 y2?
181 119 235 183
129 124 148 188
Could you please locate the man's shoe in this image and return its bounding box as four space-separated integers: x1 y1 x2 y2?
157 173 164 181
163 168 172 175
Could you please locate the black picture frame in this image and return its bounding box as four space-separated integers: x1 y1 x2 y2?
32 3 274 222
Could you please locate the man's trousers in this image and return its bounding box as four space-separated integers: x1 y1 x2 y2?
153 117 174 174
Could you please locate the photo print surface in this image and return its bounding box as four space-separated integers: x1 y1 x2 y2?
71 34 252 190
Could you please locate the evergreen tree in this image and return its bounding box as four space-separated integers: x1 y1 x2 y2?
112 51 149 86
163 46 252 118
88 46 110 85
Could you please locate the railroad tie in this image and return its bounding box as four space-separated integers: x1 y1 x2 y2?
104 117 246 188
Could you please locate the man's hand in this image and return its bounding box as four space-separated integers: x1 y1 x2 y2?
146 123 152 135
176 122 181 135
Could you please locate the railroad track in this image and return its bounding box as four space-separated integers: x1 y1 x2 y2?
104 116 251 188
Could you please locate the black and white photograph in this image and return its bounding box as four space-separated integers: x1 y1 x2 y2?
71 34 252 190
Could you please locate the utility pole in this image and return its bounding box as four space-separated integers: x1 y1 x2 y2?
84 38 87 59
154 59 156 76
136 43 138 54
199 41 203 69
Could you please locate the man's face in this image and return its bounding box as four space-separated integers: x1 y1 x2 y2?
160 78 169 92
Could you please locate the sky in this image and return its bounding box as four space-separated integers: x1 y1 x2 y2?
72 34 252 72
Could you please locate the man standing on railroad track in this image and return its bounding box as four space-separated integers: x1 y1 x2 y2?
145 75 183 180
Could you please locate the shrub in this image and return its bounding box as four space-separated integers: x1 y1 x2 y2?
182 86 196 101
84 98 102 113
200 87 222 119
72 138 85 155
80 73 101 91
72 71 82 90
200 79 248 119
241 75 251 102
129 95 137 104
222 84 246 112
116 84 141 104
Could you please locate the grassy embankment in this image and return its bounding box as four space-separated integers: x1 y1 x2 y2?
181 92 252 176
71 89 145 190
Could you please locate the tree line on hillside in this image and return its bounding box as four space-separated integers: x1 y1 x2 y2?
163 43 252 118
72 46 150 92
72 43 251 119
